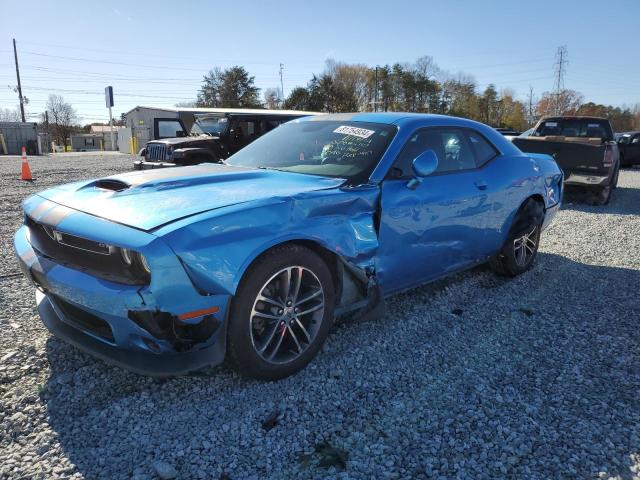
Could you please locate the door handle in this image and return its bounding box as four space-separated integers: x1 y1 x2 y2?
474 180 488 190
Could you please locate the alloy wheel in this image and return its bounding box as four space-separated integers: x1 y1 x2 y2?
249 266 325 364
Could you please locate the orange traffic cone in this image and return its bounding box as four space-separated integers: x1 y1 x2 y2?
20 146 33 181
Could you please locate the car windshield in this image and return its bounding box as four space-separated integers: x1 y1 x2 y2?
534 119 612 139
225 120 397 182
190 116 228 136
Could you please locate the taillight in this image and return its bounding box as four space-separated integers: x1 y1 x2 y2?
603 148 614 167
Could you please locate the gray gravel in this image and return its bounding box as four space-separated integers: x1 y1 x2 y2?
1 154 639 479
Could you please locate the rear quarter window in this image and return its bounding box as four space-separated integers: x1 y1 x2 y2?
466 131 498 167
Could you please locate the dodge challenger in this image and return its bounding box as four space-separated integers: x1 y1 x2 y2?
14 113 562 380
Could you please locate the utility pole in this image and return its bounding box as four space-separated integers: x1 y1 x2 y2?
527 86 534 125
374 66 378 112
553 46 568 116
12 38 26 123
279 63 285 108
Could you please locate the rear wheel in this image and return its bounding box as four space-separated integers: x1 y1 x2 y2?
594 166 618 205
227 244 335 380
489 198 543 277
595 185 612 205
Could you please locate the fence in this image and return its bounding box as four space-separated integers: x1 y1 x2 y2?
0 122 39 155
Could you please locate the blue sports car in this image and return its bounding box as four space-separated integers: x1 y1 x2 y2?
14 113 562 379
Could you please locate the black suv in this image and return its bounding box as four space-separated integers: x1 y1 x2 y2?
134 110 316 170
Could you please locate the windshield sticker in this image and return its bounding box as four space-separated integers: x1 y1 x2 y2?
587 123 601 128
333 125 375 139
545 122 558 127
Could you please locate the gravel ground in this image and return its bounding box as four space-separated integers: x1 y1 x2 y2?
1 154 639 480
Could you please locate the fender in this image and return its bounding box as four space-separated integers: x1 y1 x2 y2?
158 185 380 296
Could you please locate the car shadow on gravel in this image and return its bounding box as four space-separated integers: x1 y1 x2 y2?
39 252 640 479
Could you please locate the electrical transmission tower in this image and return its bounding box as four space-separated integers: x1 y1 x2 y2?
279 63 285 107
553 46 568 115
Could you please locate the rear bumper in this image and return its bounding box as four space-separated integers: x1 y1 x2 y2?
563 171 612 188
134 160 177 170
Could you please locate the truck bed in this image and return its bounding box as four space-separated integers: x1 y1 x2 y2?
513 136 614 188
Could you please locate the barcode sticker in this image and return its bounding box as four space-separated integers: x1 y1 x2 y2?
333 126 375 139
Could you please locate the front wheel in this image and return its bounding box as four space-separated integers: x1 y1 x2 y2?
227 244 335 380
489 199 543 277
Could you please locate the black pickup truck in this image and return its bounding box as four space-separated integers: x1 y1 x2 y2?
134 110 316 170
513 116 620 205
616 131 640 167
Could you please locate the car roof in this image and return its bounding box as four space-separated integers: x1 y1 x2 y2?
299 112 486 128
541 116 609 122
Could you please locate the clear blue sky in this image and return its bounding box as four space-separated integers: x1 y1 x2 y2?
1 0 638 123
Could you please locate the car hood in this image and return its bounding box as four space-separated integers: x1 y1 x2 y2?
149 135 218 146
35 164 345 231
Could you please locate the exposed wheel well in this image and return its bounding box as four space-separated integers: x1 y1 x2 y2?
245 240 343 299
512 195 545 234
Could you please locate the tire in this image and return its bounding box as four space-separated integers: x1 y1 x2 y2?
227 244 335 380
593 166 618 205
489 198 544 277
594 185 612 205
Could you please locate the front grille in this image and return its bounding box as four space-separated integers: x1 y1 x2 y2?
25 216 149 286
51 295 115 342
147 144 168 161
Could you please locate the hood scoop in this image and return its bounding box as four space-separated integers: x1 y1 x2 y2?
88 179 131 192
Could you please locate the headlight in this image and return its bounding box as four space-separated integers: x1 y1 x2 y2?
119 248 151 277
121 248 133 265
139 253 151 274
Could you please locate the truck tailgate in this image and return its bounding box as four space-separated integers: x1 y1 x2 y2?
513 137 607 175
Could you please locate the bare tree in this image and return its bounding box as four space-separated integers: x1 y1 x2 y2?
44 94 78 146
263 88 280 109
0 107 22 122
536 89 583 118
175 100 198 108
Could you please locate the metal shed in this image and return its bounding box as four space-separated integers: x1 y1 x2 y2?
0 122 39 155
70 133 103 152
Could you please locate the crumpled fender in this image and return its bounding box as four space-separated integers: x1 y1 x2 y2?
156 185 380 296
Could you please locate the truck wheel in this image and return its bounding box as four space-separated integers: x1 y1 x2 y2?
595 185 612 205
227 244 335 380
489 198 543 277
594 166 618 205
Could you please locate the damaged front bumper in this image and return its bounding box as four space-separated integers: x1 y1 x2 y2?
14 224 230 376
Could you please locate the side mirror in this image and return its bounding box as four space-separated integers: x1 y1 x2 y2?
407 150 438 189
